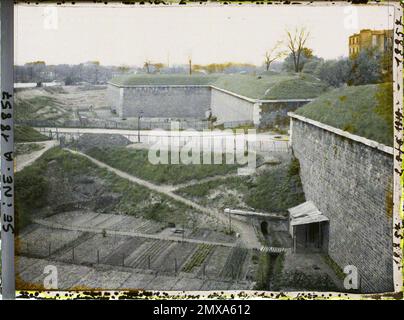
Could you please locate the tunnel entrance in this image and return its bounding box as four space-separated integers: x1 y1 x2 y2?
260 221 268 236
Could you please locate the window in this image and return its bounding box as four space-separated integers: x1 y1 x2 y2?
372 35 377 46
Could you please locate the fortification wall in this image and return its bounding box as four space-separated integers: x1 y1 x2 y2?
109 84 211 119
289 113 394 293
210 86 257 125
259 100 311 129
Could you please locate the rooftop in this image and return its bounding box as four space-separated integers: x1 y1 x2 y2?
294 83 393 147
109 73 329 100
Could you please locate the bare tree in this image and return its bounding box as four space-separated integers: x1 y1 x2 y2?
286 27 310 72
188 56 192 75
264 41 286 71
144 60 151 74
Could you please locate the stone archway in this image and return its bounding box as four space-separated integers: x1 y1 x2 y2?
260 221 268 236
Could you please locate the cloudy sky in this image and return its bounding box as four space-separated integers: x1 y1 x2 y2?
14 3 395 66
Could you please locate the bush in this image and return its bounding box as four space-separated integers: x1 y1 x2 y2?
315 59 351 87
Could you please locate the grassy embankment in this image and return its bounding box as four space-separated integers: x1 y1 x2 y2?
15 125 49 143
85 147 241 185
176 157 305 213
109 73 329 100
15 147 192 232
295 83 393 146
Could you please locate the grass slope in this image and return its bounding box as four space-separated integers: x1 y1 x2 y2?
263 78 328 99
15 125 50 143
109 74 219 86
176 158 305 213
15 147 191 231
212 74 295 99
85 147 240 185
109 73 329 100
294 83 393 146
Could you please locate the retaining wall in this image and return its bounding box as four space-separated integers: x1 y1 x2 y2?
289 112 394 293
108 84 211 119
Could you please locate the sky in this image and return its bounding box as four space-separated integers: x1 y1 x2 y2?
14 3 395 67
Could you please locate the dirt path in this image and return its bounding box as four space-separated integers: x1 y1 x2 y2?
16 140 59 172
65 148 262 249
169 172 241 192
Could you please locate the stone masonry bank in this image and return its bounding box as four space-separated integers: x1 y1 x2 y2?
289 113 394 293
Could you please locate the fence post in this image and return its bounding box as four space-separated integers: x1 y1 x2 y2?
122 253 125 267
72 247 75 262
97 250 100 264
48 242 51 257
174 258 177 275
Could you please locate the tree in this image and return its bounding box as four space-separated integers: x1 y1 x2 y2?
188 57 192 75
118 65 130 74
302 58 323 74
264 41 287 71
283 48 314 73
347 48 381 86
315 59 351 87
153 63 165 73
286 27 310 72
144 60 151 74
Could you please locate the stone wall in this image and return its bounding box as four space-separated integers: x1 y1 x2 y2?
108 84 211 119
259 100 311 129
210 86 257 125
289 113 394 293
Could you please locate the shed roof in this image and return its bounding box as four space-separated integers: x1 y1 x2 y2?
288 201 329 226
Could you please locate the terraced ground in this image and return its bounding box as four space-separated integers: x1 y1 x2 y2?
16 220 256 290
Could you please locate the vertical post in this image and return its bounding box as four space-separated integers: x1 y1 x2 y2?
174 258 177 275
137 115 140 143
228 211 232 234
1 0 15 300
48 242 51 257
183 225 185 242
148 255 151 269
97 250 100 264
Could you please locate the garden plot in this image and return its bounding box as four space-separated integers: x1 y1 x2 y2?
152 242 198 275
219 247 249 280
73 269 132 290
171 276 204 291
199 280 233 291
57 233 128 265
189 228 235 244
181 244 215 274
80 213 115 228
101 237 147 266
146 275 182 291
107 215 165 234
17 226 83 258
198 246 232 279
45 211 100 227
17 257 55 285
31 261 95 290
126 240 176 269
91 214 128 230
16 256 44 276
119 272 157 289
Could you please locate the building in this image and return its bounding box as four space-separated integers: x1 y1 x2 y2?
349 29 393 58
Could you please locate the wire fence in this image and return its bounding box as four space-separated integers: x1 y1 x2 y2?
38 128 290 153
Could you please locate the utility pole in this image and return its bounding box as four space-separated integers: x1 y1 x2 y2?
137 110 143 143
1 1 15 300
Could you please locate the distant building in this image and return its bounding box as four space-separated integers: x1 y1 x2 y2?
349 29 393 58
